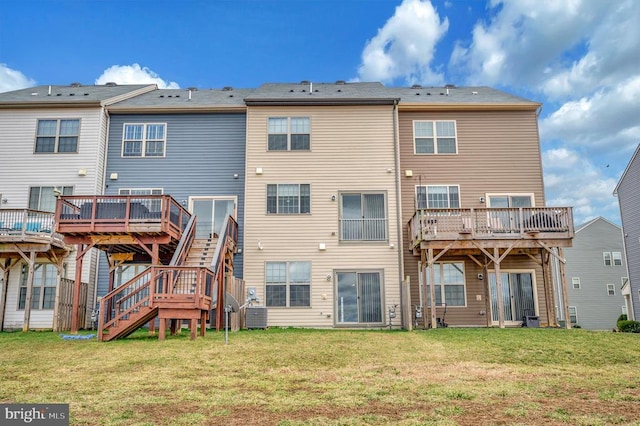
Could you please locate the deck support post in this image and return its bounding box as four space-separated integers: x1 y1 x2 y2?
158 317 166 340
71 244 85 333
420 250 428 329
0 259 18 332
428 248 437 330
20 251 36 332
494 247 505 328
558 248 572 329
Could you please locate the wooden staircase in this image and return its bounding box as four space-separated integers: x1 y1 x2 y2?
97 216 239 341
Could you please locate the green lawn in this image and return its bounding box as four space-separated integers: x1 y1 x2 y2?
1 328 639 425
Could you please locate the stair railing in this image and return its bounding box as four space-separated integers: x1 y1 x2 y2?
209 215 238 328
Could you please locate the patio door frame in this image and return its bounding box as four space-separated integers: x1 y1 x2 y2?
334 269 385 327
488 269 538 326
189 196 237 239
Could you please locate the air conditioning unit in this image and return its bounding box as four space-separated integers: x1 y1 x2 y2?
245 306 268 329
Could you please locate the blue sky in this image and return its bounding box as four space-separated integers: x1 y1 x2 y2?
1 0 639 226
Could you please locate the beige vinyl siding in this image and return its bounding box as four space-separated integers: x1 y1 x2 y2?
399 109 548 324
244 105 401 327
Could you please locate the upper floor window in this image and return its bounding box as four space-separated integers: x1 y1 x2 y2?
572 277 581 289
265 261 311 307
416 185 460 209
267 184 310 214
612 252 622 266
603 252 612 266
122 123 166 157
268 117 310 151
487 194 533 208
35 119 79 153
29 186 73 212
414 120 457 154
340 193 387 241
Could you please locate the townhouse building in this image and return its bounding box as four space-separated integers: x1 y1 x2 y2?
0 83 156 330
563 217 627 329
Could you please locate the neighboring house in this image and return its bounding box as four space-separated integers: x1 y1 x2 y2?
97 87 250 298
395 85 574 328
243 82 404 328
563 217 627 329
614 144 640 321
0 83 156 330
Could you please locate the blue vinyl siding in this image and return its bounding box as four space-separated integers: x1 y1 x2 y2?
97 113 246 297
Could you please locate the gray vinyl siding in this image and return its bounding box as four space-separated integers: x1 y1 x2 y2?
98 112 247 297
617 151 640 321
399 109 548 325
564 218 626 329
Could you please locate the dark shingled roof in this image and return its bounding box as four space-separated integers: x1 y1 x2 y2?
388 85 539 105
0 84 155 106
244 82 400 105
108 88 252 109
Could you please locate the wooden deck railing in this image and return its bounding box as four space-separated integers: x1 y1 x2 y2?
55 195 190 234
0 209 65 244
409 207 574 248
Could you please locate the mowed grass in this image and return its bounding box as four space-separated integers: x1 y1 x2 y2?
1 328 639 425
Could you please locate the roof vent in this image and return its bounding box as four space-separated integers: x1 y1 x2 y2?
415 92 420 95
84 93 89 96
411 84 422 89
69 93 75 96
472 91 479 95
300 80 310 84
56 93 62 96
222 86 233 91
70 82 82 87
289 89 294 92
187 87 198 91
229 94 234 97
337 89 342 92
301 89 306 92
444 84 456 88
105 82 117 87
314 89 319 92
440 92 445 95
31 92 38 96
159 95 165 98
336 80 346 85
175 94 180 97
426 92 431 95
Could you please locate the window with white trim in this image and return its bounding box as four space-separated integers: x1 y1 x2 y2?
568 306 578 324
265 261 311 307
119 188 163 212
268 117 310 151
572 277 581 289
340 192 387 241
122 123 166 157
35 119 79 153
29 186 73 212
416 185 460 209
612 252 622 266
18 264 57 310
419 261 466 307
413 120 457 154
607 284 615 296
603 252 612 266
266 184 310 214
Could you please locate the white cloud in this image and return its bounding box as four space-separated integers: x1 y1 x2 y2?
542 147 620 225
450 0 636 96
0 63 36 93
356 0 449 85
540 75 640 155
95 64 179 89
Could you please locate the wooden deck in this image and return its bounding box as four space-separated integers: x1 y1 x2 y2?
55 195 190 262
409 207 574 253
